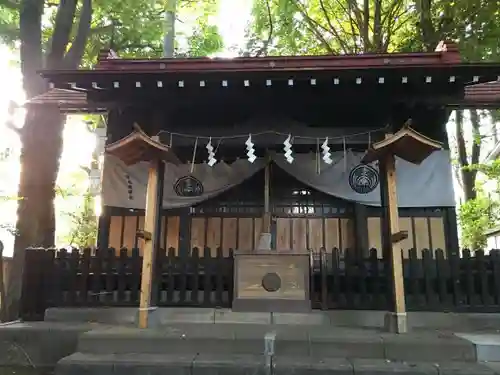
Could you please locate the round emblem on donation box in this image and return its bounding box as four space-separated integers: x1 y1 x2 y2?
262 272 281 292
349 164 379 194
174 176 204 197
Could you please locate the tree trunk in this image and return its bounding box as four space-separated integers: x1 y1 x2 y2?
7 107 64 320
163 0 177 58
456 109 480 202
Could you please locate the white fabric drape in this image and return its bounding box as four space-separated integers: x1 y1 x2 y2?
101 150 455 209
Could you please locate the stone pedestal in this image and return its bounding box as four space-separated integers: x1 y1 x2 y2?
232 250 311 312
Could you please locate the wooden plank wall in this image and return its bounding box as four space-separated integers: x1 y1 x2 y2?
367 216 446 258
190 217 262 256
275 218 355 252
108 215 180 255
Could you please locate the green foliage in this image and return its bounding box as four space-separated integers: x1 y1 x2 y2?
247 0 500 56
458 193 499 250
62 193 98 248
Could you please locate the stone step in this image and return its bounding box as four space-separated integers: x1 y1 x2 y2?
76 324 477 363
56 352 499 375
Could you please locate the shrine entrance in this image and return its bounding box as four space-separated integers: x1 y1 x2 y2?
190 163 355 254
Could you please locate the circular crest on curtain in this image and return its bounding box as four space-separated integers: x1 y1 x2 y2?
349 164 379 194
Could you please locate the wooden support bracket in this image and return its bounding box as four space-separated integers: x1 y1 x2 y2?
391 230 408 244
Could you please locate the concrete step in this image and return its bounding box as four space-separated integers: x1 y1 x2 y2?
76 324 477 363
56 352 499 375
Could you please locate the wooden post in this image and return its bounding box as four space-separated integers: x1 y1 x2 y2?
138 160 164 328
383 152 407 333
258 155 272 250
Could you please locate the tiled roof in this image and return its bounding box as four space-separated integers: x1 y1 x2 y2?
464 81 500 104
24 88 106 113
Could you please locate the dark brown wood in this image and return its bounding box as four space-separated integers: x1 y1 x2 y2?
130 248 141 303
79 248 91 305
166 247 175 303
492 250 500 305
476 250 490 306
463 249 475 307
435 249 448 307
67 249 79 305
203 247 212 306
117 248 127 304
191 248 200 304
320 248 328 310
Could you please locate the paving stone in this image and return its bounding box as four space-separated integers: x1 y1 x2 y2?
56 353 115 375
351 359 437 375
274 357 353 375
271 312 330 325
214 310 271 324
382 333 476 362
192 354 264 375
309 328 384 359
434 362 497 375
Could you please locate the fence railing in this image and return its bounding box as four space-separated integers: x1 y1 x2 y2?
20 247 500 320
21 247 234 320
310 248 500 312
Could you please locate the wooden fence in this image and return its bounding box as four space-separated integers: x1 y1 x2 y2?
21 247 234 320
310 248 500 312
20 247 500 320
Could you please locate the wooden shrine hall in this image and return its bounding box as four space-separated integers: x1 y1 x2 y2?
22 40 500 332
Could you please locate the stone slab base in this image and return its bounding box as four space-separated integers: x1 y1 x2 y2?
76 324 477 363
45 307 500 332
56 353 499 375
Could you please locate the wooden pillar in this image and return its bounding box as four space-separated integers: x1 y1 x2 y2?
138 160 164 328
382 152 407 333
258 156 272 250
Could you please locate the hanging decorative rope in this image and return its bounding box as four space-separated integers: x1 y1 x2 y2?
190 137 198 174
343 137 347 172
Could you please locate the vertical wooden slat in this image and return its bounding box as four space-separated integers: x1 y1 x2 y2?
320 248 328 309
156 247 166 304
491 250 500 305
276 218 292 251
435 249 448 307
463 249 475 307
253 217 262 249
449 248 462 308
203 247 212 306
222 218 237 254
190 217 206 252
325 219 340 250
476 251 490 306
429 217 446 254
166 248 175 303
407 249 421 309
414 218 430 254
357 249 368 308
398 217 413 258
191 248 200 304
331 248 341 307
123 216 137 251
344 248 355 308
178 250 187 304
206 218 222 257
109 216 123 249
238 218 254 250
340 218 355 250
67 249 79 306
130 248 141 303
422 249 436 309
167 216 180 252
91 250 103 304
308 218 323 251
117 249 127 304
369 249 383 309
292 218 307 251
55 250 67 306
215 248 224 304
367 218 382 257
160 216 167 249
80 249 91 306
104 249 115 304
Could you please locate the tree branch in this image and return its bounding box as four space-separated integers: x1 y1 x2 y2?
46 0 79 68
290 0 336 54
63 0 92 69
318 0 350 54
255 0 273 57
